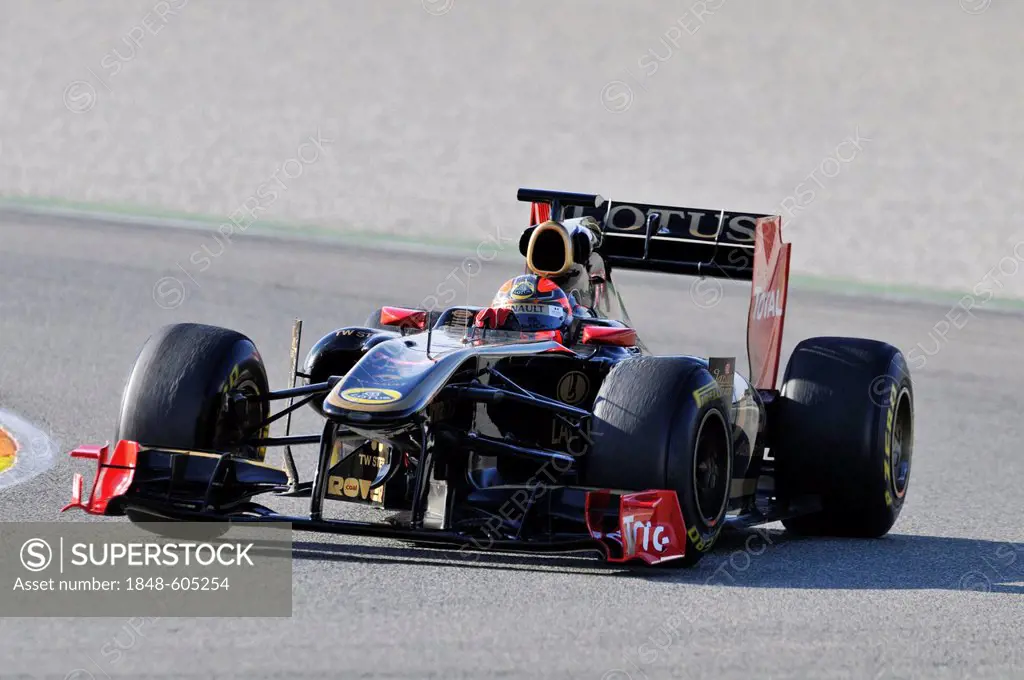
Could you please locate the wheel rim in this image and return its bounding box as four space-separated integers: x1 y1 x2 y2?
890 387 913 499
693 409 730 527
212 377 263 451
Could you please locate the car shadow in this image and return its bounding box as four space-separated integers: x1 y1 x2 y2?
288 529 1024 594
290 539 609 576
615 528 1024 594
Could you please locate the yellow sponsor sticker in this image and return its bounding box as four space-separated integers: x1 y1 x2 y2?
327 475 384 503
339 387 403 405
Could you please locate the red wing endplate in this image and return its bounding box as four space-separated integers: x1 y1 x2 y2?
585 489 687 565
529 202 551 226
62 441 139 515
746 216 792 390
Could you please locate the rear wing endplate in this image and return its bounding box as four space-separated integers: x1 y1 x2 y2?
745 216 791 390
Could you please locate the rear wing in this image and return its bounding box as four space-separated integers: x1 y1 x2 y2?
518 188 791 389
518 188 769 280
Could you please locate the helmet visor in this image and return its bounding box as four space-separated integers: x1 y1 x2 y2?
500 302 567 331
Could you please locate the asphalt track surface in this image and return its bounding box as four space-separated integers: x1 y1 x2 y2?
0 213 1022 680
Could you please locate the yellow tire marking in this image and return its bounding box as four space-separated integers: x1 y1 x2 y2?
0 427 17 475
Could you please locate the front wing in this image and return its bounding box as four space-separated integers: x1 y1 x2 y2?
61 441 691 566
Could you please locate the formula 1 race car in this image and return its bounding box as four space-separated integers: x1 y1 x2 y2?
62 188 915 566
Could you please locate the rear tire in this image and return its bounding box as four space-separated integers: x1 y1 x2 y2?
775 337 914 537
117 323 269 459
584 357 733 566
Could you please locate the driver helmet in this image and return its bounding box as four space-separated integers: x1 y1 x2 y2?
478 274 573 334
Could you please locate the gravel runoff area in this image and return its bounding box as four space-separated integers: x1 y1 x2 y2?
1 0 1022 300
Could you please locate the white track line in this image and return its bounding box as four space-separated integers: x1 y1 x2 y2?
0 410 57 491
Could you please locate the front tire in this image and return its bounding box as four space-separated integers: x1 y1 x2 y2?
117 323 269 459
584 357 733 566
775 337 914 537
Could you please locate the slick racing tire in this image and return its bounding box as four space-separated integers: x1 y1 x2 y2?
365 307 443 332
117 323 270 459
584 356 733 567
774 337 914 538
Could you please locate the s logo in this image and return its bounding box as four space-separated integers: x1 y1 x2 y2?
20 538 53 572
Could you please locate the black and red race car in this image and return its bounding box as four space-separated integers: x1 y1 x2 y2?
63 188 915 566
